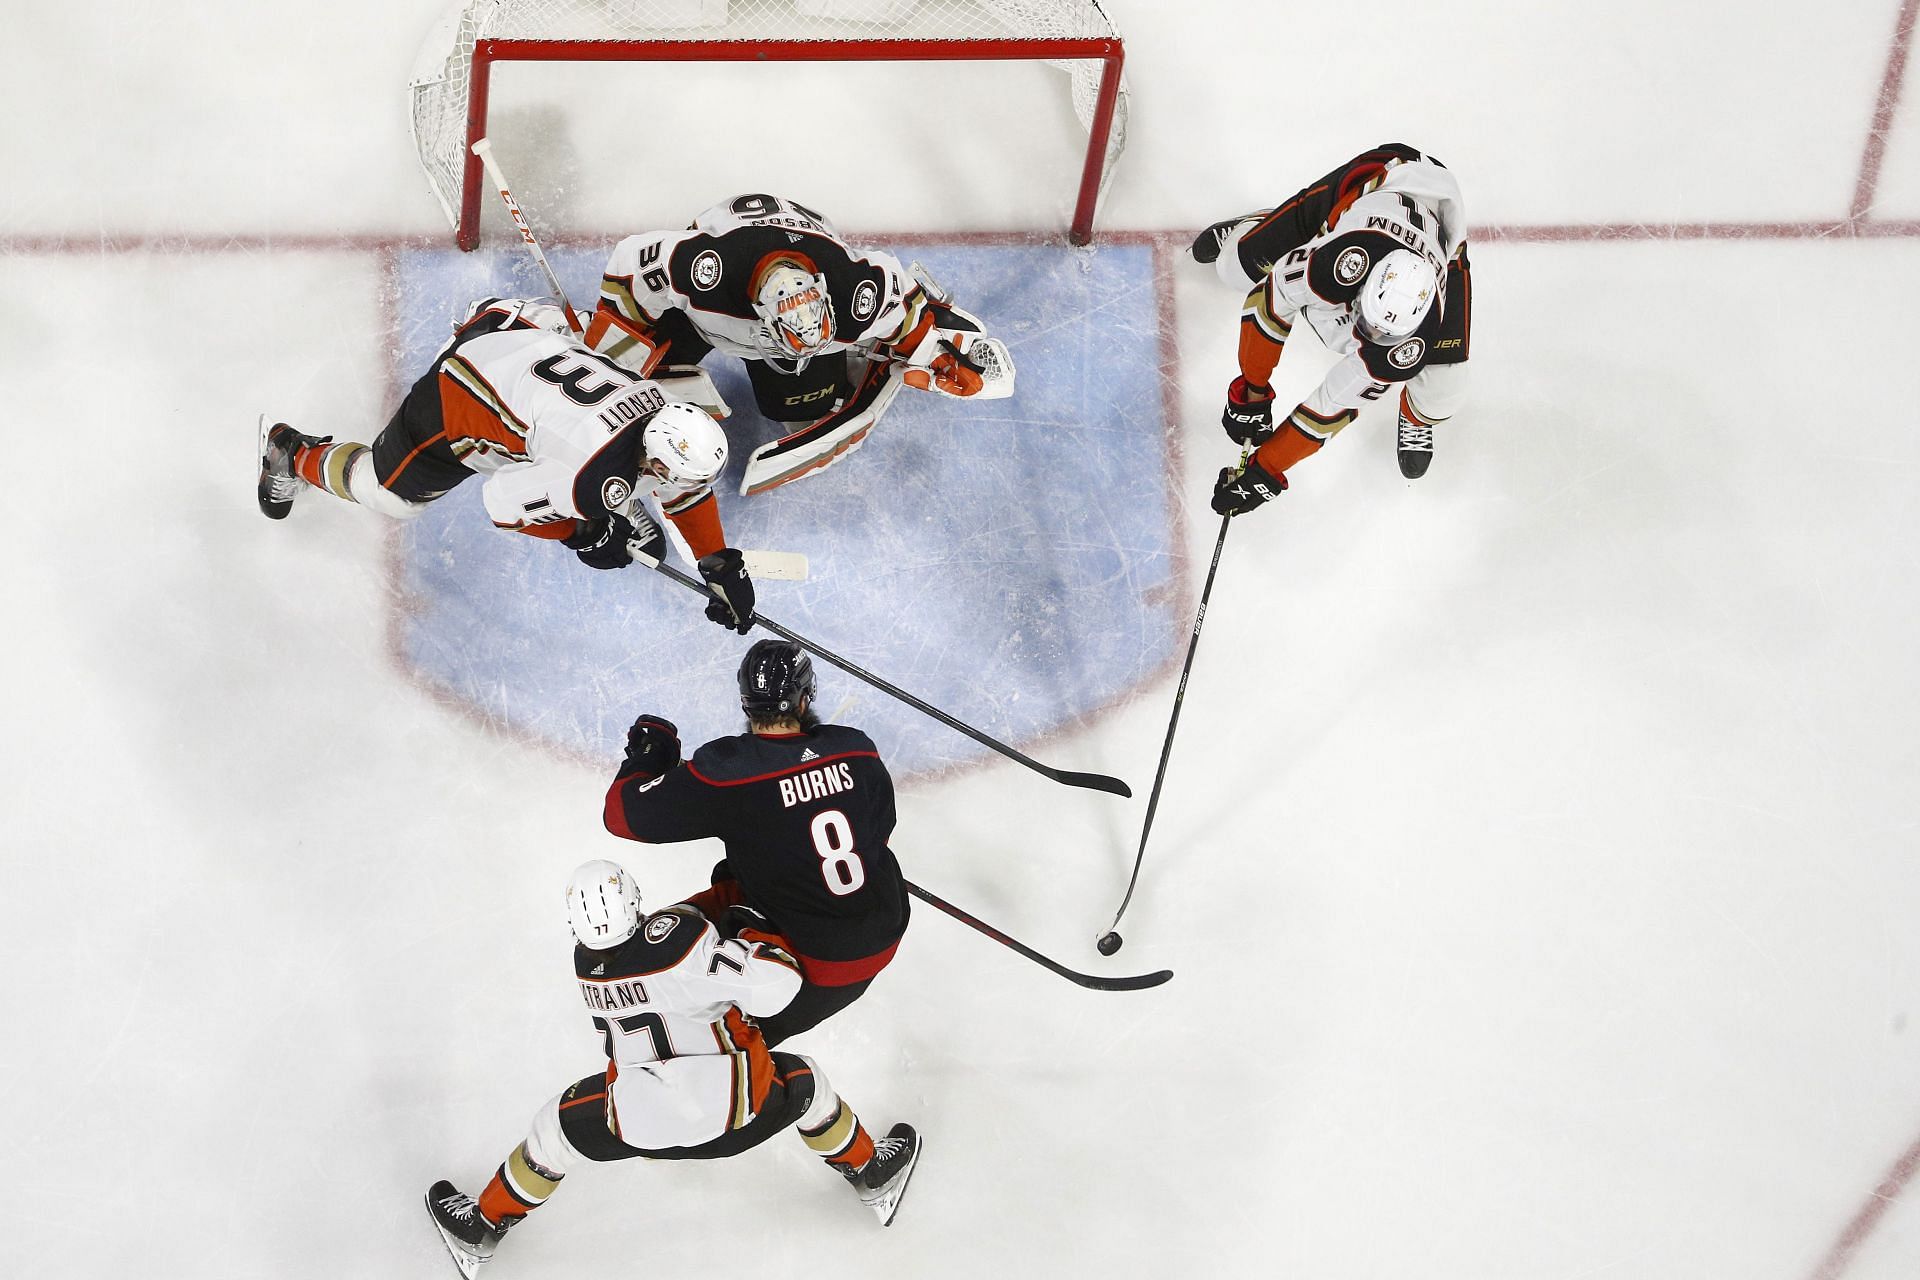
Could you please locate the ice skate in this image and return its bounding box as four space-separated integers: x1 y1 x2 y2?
1396 415 1434 479
852 1123 922 1226
255 418 329 520
1190 209 1270 264
424 1180 504 1278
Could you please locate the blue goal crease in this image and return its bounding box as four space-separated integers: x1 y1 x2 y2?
390 241 1179 780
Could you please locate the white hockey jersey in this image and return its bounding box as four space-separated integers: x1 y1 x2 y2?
435 299 726 552
573 906 803 1151
591 194 925 371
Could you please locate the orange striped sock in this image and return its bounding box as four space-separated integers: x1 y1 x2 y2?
799 1098 876 1176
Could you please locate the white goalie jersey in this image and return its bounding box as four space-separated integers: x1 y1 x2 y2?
589 194 924 370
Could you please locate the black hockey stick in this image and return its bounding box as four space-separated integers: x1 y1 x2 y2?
644 557 1133 798
1095 505 1236 955
907 881 1172 992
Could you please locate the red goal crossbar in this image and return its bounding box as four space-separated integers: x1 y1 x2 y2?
457 37 1126 250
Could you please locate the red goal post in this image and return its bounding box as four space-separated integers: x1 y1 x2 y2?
410 0 1130 251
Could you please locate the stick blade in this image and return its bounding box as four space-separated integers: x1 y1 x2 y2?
1074 968 1175 992
1050 768 1133 798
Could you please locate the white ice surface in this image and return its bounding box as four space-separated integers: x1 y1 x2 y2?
4 2 1920 1278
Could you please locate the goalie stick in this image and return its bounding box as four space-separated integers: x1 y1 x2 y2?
635 554 1132 798
908 882 1171 992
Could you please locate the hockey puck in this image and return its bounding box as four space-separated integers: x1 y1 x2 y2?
1096 932 1123 956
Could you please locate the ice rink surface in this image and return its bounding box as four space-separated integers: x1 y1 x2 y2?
4 1 1920 1277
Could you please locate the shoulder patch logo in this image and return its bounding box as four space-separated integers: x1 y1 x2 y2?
645 914 679 943
1388 337 1426 368
690 250 723 291
1334 246 1371 287
851 279 879 323
601 476 631 510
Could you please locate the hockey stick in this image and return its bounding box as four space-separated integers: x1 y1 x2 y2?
907 882 1171 992
639 556 1132 798
470 137 586 337
1095 499 1239 956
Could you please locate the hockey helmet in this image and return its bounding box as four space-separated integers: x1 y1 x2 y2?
751 259 834 368
738 639 816 718
1356 249 1441 344
566 860 645 950
641 401 728 499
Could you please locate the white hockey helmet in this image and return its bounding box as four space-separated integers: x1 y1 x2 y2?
566 860 645 950
641 401 728 498
1356 249 1441 343
751 259 834 368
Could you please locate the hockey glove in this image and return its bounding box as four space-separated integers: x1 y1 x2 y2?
622 508 668 566
1221 376 1277 446
1211 455 1288 517
620 714 681 780
565 512 640 570
698 548 756 634
716 903 776 940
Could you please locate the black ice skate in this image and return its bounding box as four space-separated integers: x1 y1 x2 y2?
1190 210 1270 265
1396 416 1434 479
852 1123 922 1226
255 418 329 520
424 1180 504 1279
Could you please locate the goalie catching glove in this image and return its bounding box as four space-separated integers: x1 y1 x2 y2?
697 548 756 633
892 300 1015 400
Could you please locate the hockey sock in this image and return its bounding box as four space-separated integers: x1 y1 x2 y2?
293 441 368 501
476 1141 564 1229
798 1096 876 1177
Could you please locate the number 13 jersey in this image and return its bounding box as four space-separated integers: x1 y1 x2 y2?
604 724 909 985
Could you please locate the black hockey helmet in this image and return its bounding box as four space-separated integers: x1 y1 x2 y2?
738 639 816 717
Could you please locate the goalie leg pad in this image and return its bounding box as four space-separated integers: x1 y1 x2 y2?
739 368 904 496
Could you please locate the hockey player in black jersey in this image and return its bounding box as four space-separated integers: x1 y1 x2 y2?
603 640 908 1046
585 193 1013 496
1192 143 1475 511
425 861 920 1276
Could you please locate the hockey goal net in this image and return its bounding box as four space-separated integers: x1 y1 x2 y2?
410 0 1130 250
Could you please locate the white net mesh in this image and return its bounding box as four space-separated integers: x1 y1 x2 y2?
409 0 1128 233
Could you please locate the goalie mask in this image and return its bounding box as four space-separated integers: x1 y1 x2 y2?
566 860 644 950
1355 249 1441 344
640 401 728 500
752 260 834 370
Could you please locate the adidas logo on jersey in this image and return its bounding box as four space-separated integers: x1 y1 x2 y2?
590 963 605 976
800 747 819 761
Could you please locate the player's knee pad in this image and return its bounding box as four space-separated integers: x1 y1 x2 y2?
789 1055 839 1131
1404 361 1468 425
345 453 431 520
526 1092 589 1175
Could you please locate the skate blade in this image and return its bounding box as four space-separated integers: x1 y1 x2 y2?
423 1196 491 1279
862 1136 923 1227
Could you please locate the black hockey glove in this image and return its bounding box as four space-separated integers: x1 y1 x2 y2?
697 548 755 634
623 508 668 565
1221 376 1277 446
716 903 775 941
564 512 639 571
1211 455 1288 517
620 714 680 779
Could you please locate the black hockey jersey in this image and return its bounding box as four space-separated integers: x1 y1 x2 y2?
604 723 908 984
